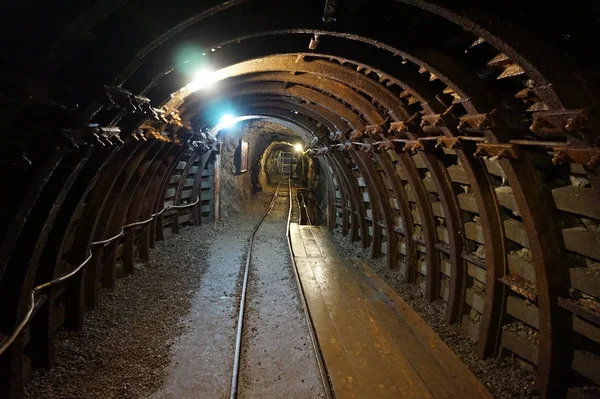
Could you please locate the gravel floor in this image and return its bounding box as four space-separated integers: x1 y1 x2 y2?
25 190 323 399
25 223 217 399
24 208 268 399
239 190 325 398
330 229 538 399
149 204 265 399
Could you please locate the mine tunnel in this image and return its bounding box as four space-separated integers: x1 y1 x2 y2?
1 1 599 398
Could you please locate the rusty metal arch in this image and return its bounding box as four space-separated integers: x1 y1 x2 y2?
34 3 585 124
379 63 508 360
183 71 442 300
0 148 92 398
138 25 589 126
224 74 408 269
389 2 592 110
181 49 568 397
152 146 191 244
180 66 469 310
201 27 587 110
204 89 372 249
122 143 174 272
55 147 124 332
200 42 571 399
171 151 200 234
187 79 426 273
407 48 569 399
139 144 188 258
233 104 357 238
317 39 571 398
103 141 166 286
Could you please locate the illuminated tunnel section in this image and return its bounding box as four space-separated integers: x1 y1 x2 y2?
0 1 599 398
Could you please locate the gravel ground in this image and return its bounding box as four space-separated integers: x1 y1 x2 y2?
239 190 325 398
25 199 266 399
330 229 538 399
25 189 322 399
149 202 266 399
25 223 217 399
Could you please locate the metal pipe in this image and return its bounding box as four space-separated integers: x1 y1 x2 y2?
0 252 94 356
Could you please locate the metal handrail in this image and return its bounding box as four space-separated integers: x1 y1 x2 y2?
91 197 200 247
0 196 200 356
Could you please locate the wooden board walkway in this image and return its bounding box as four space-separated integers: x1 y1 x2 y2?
290 223 493 399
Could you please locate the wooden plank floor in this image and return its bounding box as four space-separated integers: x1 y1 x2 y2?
290 223 493 399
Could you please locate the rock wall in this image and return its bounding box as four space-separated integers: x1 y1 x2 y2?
216 120 302 218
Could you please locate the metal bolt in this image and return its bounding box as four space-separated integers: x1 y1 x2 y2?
551 151 568 165
587 155 600 169
457 119 470 130
565 114 585 132
309 34 320 50
93 133 106 147
19 152 32 169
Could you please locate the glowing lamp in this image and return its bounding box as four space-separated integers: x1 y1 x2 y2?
219 114 236 128
185 68 215 91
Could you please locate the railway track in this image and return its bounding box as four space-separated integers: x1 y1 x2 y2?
229 181 332 399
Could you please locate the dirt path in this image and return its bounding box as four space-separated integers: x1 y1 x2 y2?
25 190 323 399
25 224 216 399
149 227 252 398
238 189 325 399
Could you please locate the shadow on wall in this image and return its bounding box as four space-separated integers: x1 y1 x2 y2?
216 120 302 218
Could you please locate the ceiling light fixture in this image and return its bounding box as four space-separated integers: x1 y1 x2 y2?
185 68 216 92
219 114 236 128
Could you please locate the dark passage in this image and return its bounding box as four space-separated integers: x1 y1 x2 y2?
1 2 600 399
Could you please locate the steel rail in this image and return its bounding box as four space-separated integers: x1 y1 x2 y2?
299 192 312 226
229 183 282 399
286 179 333 399
295 190 303 224
0 196 200 356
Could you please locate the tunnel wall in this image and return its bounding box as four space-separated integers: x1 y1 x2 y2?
1 2 600 398
322 141 600 375
216 120 305 215
0 137 216 397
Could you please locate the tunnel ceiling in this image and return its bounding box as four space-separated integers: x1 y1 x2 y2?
2 1 600 398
